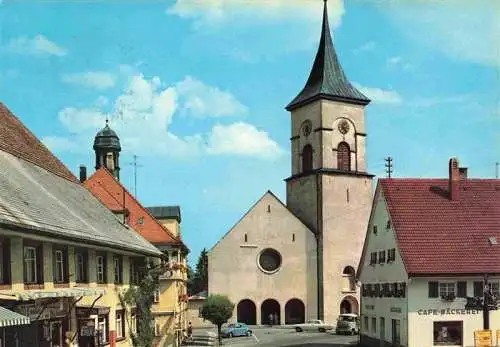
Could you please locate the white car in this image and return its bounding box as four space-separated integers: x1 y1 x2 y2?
293 319 334 333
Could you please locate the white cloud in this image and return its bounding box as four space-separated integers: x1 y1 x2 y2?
175 76 247 118
46 73 283 160
353 83 403 105
206 122 285 160
387 56 401 65
7 35 67 57
61 71 116 90
353 41 376 54
380 0 500 67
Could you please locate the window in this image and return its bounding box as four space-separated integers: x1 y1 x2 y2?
457 281 467 298
433 321 462 346
378 250 386 263
75 250 88 283
371 317 377 334
439 282 455 297
130 258 142 285
0 239 11 285
258 248 282 273
302 144 313 172
387 248 396 262
369 252 377 265
373 225 378 234
292 233 295 242
428 281 439 298
24 246 39 284
97 315 108 344
53 248 68 284
490 282 500 297
113 255 123 284
116 310 124 339
154 288 160 303
137 217 144 225
96 253 107 284
474 281 484 297
363 316 369 331
392 319 401 345
244 234 248 243
337 142 351 171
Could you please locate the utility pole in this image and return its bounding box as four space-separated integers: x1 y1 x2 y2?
385 156 393 178
496 162 499 179
127 155 143 198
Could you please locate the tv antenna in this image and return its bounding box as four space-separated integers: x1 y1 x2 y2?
385 156 393 178
127 155 143 198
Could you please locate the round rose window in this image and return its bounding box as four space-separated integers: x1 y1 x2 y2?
258 248 282 273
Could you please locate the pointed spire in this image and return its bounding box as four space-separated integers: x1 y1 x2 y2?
286 0 370 111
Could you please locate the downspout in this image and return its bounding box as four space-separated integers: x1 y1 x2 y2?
316 172 324 321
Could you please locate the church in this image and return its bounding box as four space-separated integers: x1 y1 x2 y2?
208 0 374 326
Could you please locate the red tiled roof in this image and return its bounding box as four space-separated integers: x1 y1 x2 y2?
0 103 78 182
380 178 500 275
84 168 182 246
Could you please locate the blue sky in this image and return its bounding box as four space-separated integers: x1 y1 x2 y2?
0 0 498 265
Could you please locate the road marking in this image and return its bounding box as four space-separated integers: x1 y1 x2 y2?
253 333 260 344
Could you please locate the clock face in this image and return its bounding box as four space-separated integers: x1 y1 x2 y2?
338 119 350 135
302 120 312 137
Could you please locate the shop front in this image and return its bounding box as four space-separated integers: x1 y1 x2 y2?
76 306 110 347
0 305 31 347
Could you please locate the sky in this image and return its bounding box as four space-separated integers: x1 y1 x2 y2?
0 0 498 265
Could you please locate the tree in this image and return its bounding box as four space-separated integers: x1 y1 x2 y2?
201 294 234 345
188 248 208 295
120 258 162 347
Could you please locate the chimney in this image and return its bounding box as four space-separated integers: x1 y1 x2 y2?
449 158 460 200
459 167 468 179
79 165 87 183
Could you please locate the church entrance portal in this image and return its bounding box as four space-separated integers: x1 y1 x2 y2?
340 296 359 314
237 299 257 325
261 299 280 325
285 299 305 324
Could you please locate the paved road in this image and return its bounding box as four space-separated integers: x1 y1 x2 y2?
193 326 358 347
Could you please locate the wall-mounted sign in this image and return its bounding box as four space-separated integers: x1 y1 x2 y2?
474 329 491 347
417 308 481 316
15 301 68 320
390 307 402 313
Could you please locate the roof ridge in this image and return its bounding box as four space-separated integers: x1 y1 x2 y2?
86 168 182 244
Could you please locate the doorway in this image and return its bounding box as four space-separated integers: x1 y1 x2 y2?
237 299 257 325
379 317 385 347
260 299 280 325
50 320 63 347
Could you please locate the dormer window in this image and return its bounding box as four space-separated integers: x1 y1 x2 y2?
386 220 391 229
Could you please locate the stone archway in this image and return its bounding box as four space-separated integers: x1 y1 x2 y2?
285 298 305 324
237 299 257 325
340 295 359 314
261 299 280 325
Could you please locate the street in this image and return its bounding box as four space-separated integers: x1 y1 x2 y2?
191 326 358 347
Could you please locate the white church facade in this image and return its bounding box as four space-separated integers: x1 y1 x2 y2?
208 0 374 326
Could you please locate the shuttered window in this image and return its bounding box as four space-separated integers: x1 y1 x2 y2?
457 282 467 298
474 281 484 297
428 281 439 298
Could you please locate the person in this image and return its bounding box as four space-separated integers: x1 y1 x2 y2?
187 321 193 341
268 313 273 327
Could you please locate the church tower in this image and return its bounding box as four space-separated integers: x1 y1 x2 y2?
285 0 374 323
93 119 121 180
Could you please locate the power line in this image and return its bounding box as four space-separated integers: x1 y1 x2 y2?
127 155 143 198
385 156 393 178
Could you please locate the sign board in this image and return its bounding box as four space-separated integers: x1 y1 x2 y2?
474 330 492 347
80 326 95 337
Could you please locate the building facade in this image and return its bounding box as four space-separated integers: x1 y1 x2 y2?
84 125 190 347
357 158 500 347
0 103 162 347
208 0 372 325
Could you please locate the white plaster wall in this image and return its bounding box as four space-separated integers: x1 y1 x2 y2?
322 174 373 325
358 189 409 345
208 192 317 324
408 277 500 347
286 175 318 232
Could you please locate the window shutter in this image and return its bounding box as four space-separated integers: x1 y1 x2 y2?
474 281 484 297
457 282 467 298
37 244 44 284
428 281 439 298
3 241 10 284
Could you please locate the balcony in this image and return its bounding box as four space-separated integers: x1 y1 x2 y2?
159 263 188 281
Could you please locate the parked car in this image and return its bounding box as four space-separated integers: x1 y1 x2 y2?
335 313 360 335
221 322 253 338
293 319 334 333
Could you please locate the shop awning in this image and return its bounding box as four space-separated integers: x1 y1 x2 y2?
0 306 30 327
13 287 106 301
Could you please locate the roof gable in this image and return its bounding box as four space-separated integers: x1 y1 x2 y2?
0 103 78 182
381 178 500 275
209 190 313 253
84 168 181 246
